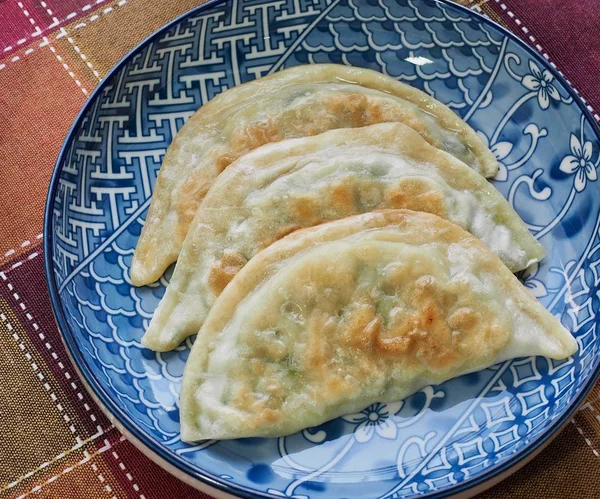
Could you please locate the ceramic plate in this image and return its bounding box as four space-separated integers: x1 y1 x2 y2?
44 0 600 497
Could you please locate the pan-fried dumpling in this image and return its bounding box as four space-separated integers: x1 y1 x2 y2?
142 123 543 351
179 210 576 441
131 64 498 286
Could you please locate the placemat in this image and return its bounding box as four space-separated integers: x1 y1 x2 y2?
1 0 599 497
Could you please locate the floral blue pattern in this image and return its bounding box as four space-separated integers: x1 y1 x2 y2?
521 60 561 110
44 0 600 498
560 132 598 192
342 402 404 443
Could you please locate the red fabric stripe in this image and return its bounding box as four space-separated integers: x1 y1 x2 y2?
102 437 207 499
0 0 110 58
0 249 112 437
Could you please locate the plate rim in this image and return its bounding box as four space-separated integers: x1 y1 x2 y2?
43 0 600 497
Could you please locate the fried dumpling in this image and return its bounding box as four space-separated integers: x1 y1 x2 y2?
131 64 498 286
179 210 576 441
142 123 543 351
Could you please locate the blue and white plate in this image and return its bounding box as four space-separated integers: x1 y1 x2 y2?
44 0 600 497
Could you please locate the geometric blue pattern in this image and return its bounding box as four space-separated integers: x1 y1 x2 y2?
45 0 600 497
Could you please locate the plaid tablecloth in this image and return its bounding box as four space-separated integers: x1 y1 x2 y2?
1 1 599 497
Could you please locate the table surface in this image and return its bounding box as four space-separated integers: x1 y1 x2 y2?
1 0 599 498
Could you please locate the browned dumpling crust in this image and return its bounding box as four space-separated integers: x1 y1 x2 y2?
179 210 576 441
142 123 541 352
130 64 498 286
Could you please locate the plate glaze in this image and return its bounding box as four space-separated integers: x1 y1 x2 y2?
44 0 600 497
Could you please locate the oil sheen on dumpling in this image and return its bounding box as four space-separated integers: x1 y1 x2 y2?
131 64 499 286
179 210 576 441
142 123 543 351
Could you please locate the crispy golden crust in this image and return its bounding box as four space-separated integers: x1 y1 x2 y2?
131 64 498 286
141 123 541 351
207 250 248 296
179 210 576 441
384 178 447 214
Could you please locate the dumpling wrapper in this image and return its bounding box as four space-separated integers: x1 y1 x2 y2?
131 64 498 286
142 123 543 351
179 210 576 441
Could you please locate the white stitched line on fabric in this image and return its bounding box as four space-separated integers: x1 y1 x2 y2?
14 435 121 499
6 252 41 272
2 426 114 492
2 233 42 259
44 36 89 95
0 312 80 441
59 27 101 79
579 401 600 424
16 2 88 95
1 0 128 73
493 0 600 122
39 0 58 25
111 448 144 498
580 401 598 413
91 457 116 496
0 272 105 434
72 0 126 31
90 437 126 497
0 0 107 53
16 7 40 35
493 1 550 60
571 419 600 458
